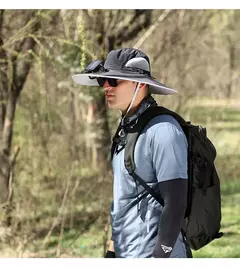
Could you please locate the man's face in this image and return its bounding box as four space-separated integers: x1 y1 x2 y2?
103 79 137 112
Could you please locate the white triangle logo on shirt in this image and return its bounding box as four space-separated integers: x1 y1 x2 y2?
161 244 173 253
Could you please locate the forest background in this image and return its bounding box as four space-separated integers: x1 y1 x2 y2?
0 9 239 258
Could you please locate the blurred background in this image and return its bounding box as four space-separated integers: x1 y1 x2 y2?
0 9 239 258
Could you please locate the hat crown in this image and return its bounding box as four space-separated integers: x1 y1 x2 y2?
104 48 151 72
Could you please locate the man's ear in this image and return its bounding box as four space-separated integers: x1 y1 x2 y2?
132 82 147 90
139 83 146 89
133 82 146 88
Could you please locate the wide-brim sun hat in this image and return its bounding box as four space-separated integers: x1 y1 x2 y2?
72 48 177 95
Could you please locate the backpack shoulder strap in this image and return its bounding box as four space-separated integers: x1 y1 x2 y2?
124 106 188 173
111 120 122 160
155 106 189 127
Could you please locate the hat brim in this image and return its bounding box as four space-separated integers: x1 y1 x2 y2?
72 70 177 95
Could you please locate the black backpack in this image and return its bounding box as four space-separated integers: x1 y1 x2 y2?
111 106 223 251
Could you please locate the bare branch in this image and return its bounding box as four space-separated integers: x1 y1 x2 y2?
60 9 70 40
134 9 172 49
115 10 152 46
104 10 113 35
0 10 8 136
0 10 4 30
7 145 20 203
12 40 36 101
2 13 38 50
43 175 71 248
82 9 92 22
109 10 121 34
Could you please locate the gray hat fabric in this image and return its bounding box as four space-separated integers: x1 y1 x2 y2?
72 48 177 95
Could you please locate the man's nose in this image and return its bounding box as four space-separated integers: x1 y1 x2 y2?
103 80 111 89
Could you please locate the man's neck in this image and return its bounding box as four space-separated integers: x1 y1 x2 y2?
122 94 149 117
122 105 138 117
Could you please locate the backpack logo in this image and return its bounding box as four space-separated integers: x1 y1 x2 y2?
161 244 172 253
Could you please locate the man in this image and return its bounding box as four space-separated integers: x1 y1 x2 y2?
72 48 192 258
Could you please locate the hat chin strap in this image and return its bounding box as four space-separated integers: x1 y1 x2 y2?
118 82 141 138
122 82 141 118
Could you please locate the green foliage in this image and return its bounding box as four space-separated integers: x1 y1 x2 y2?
209 10 235 33
40 226 104 258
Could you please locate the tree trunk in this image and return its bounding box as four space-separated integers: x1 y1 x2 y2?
0 10 10 212
94 93 112 170
0 10 40 228
227 45 235 98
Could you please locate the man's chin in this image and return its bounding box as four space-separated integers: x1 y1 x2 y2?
107 102 119 109
106 101 126 112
